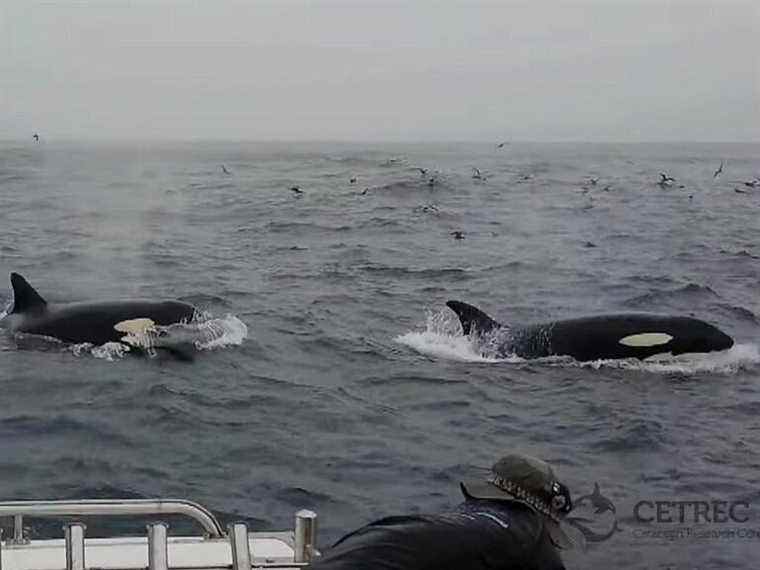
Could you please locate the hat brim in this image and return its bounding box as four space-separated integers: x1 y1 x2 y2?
460 481 581 550
460 480 515 502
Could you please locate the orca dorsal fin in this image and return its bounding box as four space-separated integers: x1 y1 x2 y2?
446 300 502 335
10 273 47 314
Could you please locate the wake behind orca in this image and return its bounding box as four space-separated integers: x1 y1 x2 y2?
446 300 734 362
2 273 198 359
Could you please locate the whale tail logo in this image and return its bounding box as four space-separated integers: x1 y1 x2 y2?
565 482 622 547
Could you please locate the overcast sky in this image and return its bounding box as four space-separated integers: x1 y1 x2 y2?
1 1 757 142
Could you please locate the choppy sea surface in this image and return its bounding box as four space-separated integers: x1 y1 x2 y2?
0 141 759 568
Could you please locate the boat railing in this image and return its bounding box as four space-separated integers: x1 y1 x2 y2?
0 499 318 569
0 499 226 542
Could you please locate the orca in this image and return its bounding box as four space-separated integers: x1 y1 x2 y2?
446 300 734 362
2 273 198 359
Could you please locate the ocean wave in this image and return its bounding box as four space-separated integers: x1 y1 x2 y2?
623 283 721 308
369 176 449 193
359 264 472 280
0 414 134 446
713 304 759 325
591 418 667 452
720 249 760 260
355 217 404 229
0 173 27 184
265 221 353 233
177 293 232 308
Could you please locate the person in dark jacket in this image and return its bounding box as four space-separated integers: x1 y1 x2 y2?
308 453 577 570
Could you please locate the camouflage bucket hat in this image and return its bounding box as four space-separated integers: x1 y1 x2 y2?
460 454 577 549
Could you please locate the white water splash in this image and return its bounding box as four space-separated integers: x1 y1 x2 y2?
71 314 248 361
570 343 760 375
395 309 518 363
86 342 132 361
190 314 248 350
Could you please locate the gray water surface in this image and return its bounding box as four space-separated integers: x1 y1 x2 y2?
1 141 759 568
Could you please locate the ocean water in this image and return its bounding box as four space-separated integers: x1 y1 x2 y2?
0 140 759 568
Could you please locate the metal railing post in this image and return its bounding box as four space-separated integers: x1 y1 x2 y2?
13 515 23 544
147 522 169 570
64 522 86 570
228 523 252 570
294 510 317 563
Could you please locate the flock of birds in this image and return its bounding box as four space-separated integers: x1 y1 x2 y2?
31 131 760 211
29 132 759 197
217 142 514 197
27 132 760 244
213 147 759 241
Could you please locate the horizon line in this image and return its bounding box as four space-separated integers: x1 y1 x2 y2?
3 137 759 146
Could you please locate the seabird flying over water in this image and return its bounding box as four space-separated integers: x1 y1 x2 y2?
743 179 760 188
713 161 724 179
472 167 482 179
33 133 39 142
349 177 357 184
416 167 428 176
496 142 507 148
220 165 230 175
450 230 465 240
290 186 304 195
588 177 599 186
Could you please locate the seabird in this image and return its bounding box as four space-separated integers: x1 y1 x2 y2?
713 161 724 179
360 188 369 195
349 177 357 184
496 142 507 149
220 165 231 175
290 186 304 195
416 167 428 176
658 172 676 188
450 231 465 240
588 177 599 186
735 187 748 194
743 179 760 188
472 167 483 180
33 133 39 142
427 177 437 188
